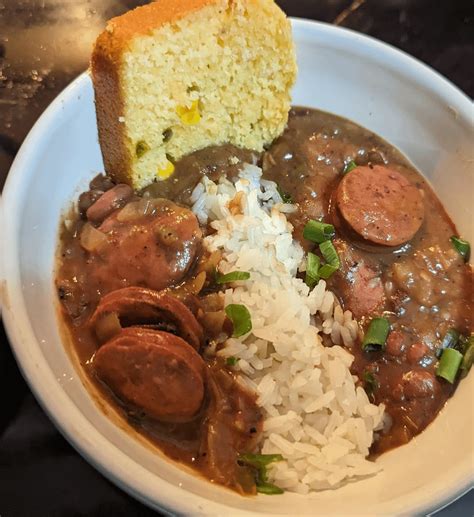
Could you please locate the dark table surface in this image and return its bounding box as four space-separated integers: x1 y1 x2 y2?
0 1 473 516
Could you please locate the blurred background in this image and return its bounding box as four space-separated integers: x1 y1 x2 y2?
0 1 472 515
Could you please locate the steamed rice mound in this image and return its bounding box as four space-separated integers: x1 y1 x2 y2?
192 164 385 493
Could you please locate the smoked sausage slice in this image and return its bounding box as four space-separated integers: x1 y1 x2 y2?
83 199 202 293
336 165 424 246
93 327 205 422
90 286 203 350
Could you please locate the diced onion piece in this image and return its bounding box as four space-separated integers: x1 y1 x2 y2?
173 271 207 298
95 312 122 343
116 201 145 222
201 293 224 312
80 223 108 252
197 250 222 275
362 317 390 351
200 310 227 336
189 271 207 294
436 347 463 383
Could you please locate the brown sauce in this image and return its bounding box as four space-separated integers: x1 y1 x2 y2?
56 107 473 490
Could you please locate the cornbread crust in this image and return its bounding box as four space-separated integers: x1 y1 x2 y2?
91 0 218 185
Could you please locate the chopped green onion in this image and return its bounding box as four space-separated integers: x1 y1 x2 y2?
225 304 252 337
226 356 238 366
216 271 251 284
450 236 470 262
362 370 379 396
460 335 474 378
343 160 357 175
239 453 284 467
319 240 340 267
436 347 463 383
362 318 390 351
305 252 320 288
436 328 460 358
256 483 284 495
303 220 336 243
318 263 339 279
135 140 150 158
276 184 293 204
238 453 285 495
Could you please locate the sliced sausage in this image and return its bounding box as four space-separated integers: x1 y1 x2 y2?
93 327 205 422
90 286 203 350
83 200 202 293
336 165 424 246
86 183 134 223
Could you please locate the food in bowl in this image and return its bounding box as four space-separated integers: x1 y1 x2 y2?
55 0 473 498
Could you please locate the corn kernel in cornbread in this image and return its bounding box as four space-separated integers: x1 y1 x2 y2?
91 0 296 190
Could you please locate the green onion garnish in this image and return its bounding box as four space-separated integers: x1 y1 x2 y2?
239 453 284 467
303 220 336 243
276 184 293 204
436 328 460 358
343 160 357 175
362 318 390 351
318 263 339 279
238 453 285 495
225 304 252 337
460 335 474 378
436 347 463 383
319 240 340 267
305 252 320 288
450 236 470 262
226 356 238 366
362 370 379 397
256 483 284 495
216 271 251 284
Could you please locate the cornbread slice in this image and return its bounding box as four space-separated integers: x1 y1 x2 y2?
91 0 296 190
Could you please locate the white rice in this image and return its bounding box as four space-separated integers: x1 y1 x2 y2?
191 164 385 493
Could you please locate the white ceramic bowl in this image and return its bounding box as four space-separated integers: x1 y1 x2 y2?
1 19 473 516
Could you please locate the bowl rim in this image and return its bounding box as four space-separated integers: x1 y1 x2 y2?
1 18 473 516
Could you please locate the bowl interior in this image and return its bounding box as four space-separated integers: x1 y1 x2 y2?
2 20 473 516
